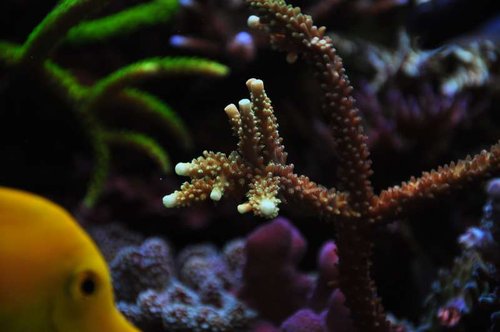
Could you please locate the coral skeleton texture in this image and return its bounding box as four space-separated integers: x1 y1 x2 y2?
163 0 500 331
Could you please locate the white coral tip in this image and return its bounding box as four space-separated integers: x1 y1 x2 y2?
247 15 260 29
238 98 251 107
175 162 191 176
210 188 223 201
237 203 252 214
238 99 252 114
162 192 179 208
258 198 278 218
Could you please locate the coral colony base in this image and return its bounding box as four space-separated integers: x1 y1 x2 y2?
162 0 500 331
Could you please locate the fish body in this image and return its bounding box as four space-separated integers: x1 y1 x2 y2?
0 187 140 332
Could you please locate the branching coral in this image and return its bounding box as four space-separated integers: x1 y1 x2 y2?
163 78 351 219
0 0 229 206
162 0 500 330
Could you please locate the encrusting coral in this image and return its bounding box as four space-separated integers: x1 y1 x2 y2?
162 0 500 330
96 217 353 331
105 234 256 331
0 0 229 207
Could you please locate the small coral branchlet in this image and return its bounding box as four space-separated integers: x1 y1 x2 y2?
164 78 351 219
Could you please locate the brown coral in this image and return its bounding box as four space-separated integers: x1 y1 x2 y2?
162 0 500 331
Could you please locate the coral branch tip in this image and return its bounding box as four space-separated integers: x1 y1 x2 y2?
224 104 240 117
210 188 223 201
175 163 191 176
238 98 252 111
237 203 252 214
258 199 278 218
163 193 178 208
247 15 261 29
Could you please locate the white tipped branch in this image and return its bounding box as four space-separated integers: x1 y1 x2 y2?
238 98 263 167
258 198 279 218
210 187 223 201
175 162 192 176
247 15 261 29
224 103 241 138
237 203 253 214
162 79 353 219
246 78 287 164
163 192 179 208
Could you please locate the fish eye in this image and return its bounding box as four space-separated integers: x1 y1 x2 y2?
80 276 96 295
78 271 98 297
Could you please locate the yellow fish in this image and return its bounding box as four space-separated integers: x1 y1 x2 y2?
0 187 140 332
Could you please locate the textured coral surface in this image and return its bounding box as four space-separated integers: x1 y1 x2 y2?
2 0 500 331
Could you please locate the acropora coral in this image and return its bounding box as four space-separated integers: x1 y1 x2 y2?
162 0 500 330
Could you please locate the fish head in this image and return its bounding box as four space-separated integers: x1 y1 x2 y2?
0 187 140 332
50 229 141 332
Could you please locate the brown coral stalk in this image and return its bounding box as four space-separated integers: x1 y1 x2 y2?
247 0 373 212
246 1 389 329
163 1 500 331
371 144 500 221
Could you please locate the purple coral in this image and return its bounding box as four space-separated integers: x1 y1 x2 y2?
110 238 173 301
105 218 355 331
281 309 326 332
238 217 354 332
178 244 235 294
111 237 174 302
239 217 313 322
111 237 256 331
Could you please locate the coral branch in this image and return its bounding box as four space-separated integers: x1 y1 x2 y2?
42 61 90 104
245 2 389 330
335 220 391 331
163 79 352 218
245 78 287 165
237 98 264 168
163 0 500 331
65 0 179 44
114 89 193 149
372 143 500 221
88 57 229 107
103 130 171 173
21 0 109 64
246 0 373 212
